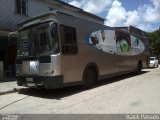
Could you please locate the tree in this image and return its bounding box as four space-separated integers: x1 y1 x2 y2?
147 29 160 60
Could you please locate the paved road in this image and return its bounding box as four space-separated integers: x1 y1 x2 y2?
0 67 160 114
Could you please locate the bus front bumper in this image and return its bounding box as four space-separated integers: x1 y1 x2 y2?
16 75 63 89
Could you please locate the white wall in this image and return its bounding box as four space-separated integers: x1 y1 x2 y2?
0 0 28 30
0 0 103 31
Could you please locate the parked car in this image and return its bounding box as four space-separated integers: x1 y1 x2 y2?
149 57 159 68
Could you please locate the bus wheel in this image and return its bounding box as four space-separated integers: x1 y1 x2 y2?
83 68 97 88
17 79 23 86
153 64 156 68
137 61 142 74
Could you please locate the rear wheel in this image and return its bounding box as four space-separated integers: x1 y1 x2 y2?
83 68 97 88
137 61 142 74
153 64 155 68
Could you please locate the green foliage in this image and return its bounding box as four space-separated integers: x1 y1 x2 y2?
147 30 160 57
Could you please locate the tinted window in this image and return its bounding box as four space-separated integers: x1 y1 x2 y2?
51 23 59 54
60 25 78 55
32 23 52 55
40 32 47 46
150 58 155 61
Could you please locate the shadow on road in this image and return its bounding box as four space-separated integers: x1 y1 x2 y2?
96 71 149 87
18 71 149 99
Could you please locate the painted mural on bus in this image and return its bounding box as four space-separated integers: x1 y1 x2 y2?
88 30 145 56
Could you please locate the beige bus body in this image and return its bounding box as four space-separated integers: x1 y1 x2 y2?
16 11 149 89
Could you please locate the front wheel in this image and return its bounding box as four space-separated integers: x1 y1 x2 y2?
17 79 23 86
83 68 97 88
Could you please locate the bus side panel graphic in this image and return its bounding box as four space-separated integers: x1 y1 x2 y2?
87 30 145 56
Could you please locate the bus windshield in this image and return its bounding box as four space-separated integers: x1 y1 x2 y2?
17 22 59 57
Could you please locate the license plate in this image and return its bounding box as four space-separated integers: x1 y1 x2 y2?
27 83 35 87
26 78 33 82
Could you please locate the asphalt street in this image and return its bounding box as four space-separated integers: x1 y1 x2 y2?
0 67 160 114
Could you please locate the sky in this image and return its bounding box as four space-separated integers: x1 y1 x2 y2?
62 0 160 32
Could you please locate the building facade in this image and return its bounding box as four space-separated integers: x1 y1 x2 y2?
0 0 104 30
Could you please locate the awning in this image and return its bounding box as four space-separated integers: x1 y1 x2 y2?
0 31 10 37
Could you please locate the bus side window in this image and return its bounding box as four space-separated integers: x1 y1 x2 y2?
60 25 78 55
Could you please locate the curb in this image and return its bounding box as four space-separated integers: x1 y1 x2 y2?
0 88 24 96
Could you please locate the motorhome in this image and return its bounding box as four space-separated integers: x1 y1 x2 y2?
15 11 149 89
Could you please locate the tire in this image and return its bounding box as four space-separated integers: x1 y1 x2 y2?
83 68 97 88
153 64 155 68
17 79 23 86
137 61 142 74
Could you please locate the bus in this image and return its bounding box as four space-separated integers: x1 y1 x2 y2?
15 11 149 89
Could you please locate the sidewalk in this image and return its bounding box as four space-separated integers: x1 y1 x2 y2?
0 80 26 96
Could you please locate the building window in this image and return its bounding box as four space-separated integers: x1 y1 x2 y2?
15 0 28 15
49 7 55 11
